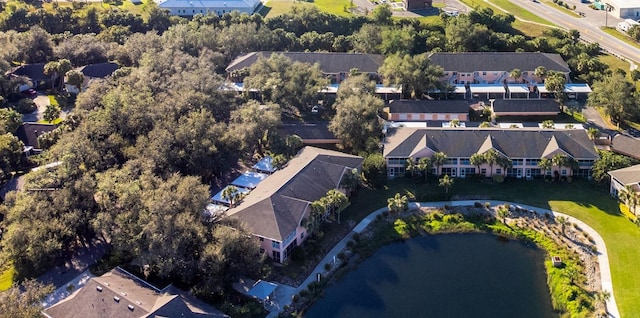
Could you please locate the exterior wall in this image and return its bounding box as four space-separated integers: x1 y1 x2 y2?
164 6 255 16
615 6 640 19
609 176 625 197
442 71 565 84
386 155 594 179
389 113 468 121
492 111 559 117
258 225 308 263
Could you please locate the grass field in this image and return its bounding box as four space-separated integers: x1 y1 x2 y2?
601 27 640 51
261 0 351 17
540 0 582 18
491 0 555 25
38 0 151 16
341 178 640 318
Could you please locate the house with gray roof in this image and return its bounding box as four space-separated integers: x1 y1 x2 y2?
608 164 640 212
155 0 261 16
226 52 384 84
610 134 640 160
429 52 571 85
387 100 469 122
491 99 561 117
43 267 228 318
383 127 598 179
225 146 363 263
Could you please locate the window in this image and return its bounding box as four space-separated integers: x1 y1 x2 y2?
512 159 524 166
301 232 305 239
259 248 265 253
444 158 457 165
561 169 567 176
496 168 502 175
460 158 471 165
259 237 264 241
272 241 280 249
481 168 486 174
482 71 487 75
527 158 540 166
272 251 281 262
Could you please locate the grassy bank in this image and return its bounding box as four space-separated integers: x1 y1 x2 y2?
347 208 594 316
339 178 639 317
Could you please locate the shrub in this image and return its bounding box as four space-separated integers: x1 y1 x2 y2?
474 201 483 208
337 251 346 260
352 232 361 242
492 175 505 183
443 213 464 224
14 98 37 114
484 202 491 208
382 210 389 217
324 263 332 271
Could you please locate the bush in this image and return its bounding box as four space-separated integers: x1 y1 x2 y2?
492 175 505 183
484 202 491 208
474 201 483 208
14 98 37 114
443 213 464 224
324 263 332 271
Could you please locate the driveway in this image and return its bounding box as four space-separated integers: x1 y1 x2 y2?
22 94 50 122
37 239 108 290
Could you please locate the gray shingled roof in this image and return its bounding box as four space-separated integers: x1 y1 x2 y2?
43 267 227 318
383 128 598 160
492 99 560 114
226 147 363 241
608 164 640 186
15 123 57 149
226 52 384 74
388 100 470 114
611 134 640 159
429 52 571 73
78 62 119 78
10 63 47 81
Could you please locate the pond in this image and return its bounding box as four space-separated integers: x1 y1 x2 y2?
305 233 557 318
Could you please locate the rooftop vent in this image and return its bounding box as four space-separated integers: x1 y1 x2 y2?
127 305 135 311
96 286 103 292
114 296 120 302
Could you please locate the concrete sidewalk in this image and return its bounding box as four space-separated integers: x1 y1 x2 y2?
267 200 619 318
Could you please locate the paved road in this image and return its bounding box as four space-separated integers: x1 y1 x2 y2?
508 0 640 66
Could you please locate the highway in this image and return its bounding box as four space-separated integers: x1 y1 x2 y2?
507 0 640 66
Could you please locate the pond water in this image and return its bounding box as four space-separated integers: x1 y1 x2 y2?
305 233 557 318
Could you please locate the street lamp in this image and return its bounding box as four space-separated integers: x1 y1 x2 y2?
604 3 611 28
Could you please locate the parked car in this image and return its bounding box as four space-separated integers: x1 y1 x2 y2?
21 89 37 97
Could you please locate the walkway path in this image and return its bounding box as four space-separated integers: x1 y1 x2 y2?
267 200 620 318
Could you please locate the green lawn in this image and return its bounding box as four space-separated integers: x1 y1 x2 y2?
261 0 351 17
540 0 582 18
0 264 15 291
458 0 554 37
342 178 640 318
40 0 152 16
601 27 640 51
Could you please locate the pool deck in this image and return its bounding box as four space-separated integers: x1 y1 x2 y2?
266 200 620 318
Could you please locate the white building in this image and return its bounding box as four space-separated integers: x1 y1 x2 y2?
156 0 262 16
608 164 640 198
606 0 640 19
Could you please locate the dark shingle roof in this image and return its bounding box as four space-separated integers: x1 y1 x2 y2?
388 100 470 114
226 147 363 241
492 99 560 114
611 134 640 159
226 52 384 74
14 123 57 149
78 62 119 78
43 267 228 318
383 128 598 160
11 63 47 81
429 52 571 73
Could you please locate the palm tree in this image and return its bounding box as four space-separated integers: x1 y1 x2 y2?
552 154 573 177
432 152 447 176
325 189 349 224
340 168 361 196
470 153 485 177
542 120 554 129
534 66 547 83
538 158 552 177
497 156 513 175
619 185 638 216
307 199 327 235
479 121 491 128
449 119 460 127
483 149 499 176
405 158 417 178
221 185 239 207
587 127 601 140
439 174 454 195
556 216 569 236
497 205 510 223
417 157 431 182
387 193 408 215
509 68 522 83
